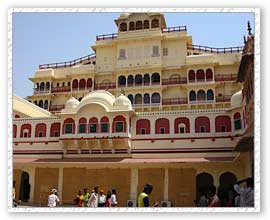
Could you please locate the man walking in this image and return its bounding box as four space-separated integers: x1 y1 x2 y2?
138 184 158 207
48 189 60 207
88 186 99 207
234 177 254 207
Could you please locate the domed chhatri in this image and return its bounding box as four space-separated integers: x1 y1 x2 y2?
65 97 80 109
114 94 132 108
231 90 242 108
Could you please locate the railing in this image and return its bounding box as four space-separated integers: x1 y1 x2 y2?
33 89 50 94
51 86 71 93
162 98 188 105
187 44 243 54
215 74 237 82
162 77 187 85
49 104 65 112
94 82 116 90
215 95 231 103
39 53 96 69
96 33 118 41
162 26 187 33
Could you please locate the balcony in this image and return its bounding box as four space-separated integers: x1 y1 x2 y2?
187 44 243 54
162 26 187 33
162 98 188 105
215 74 237 82
96 33 118 41
94 82 116 90
33 89 50 95
51 86 71 93
162 77 187 86
215 95 231 103
49 104 65 112
39 53 96 69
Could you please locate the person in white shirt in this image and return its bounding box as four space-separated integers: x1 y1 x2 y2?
233 177 254 207
48 189 60 207
98 190 106 207
111 189 118 207
87 187 99 207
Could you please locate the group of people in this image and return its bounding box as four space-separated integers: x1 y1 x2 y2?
196 177 254 207
74 187 118 207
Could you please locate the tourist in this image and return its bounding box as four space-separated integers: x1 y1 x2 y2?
234 177 254 207
197 188 208 207
98 190 106 207
138 183 158 207
105 191 112 207
111 189 118 207
74 190 84 207
48 188 60 207
87 186 99 207
83 188 90 207
208 185 220 207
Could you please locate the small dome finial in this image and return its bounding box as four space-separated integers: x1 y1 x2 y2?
247 21 252 35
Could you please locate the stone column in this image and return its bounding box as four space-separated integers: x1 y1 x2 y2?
164 168 169 201
130 168 138 201
58 167 63 204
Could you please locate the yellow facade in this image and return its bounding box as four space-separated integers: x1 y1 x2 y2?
13 13 252 207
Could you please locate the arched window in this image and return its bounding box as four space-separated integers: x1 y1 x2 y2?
196 69 205 82
207 89 214 101
112 115 126 133
206 69 213 81
87 78 92 89
129 22 135 31
72 79 78 90
89 117 98 133
215 115 231 132
50 123 60 137
118 75 126 87
218 172 237 207
100 116 109 133
34 100 38 105
143 74 150 85
151 19 159 28
143 93 150 104
188 70 195 82
136 21 143 30
20 124 31 138
189 90 196 102
234 112 242 130
120 22 127 32
136 119 150 135
155 118 169 134
78 117 87 133
38 100 43 108
79 79 86 90
44 100 49 109
45 82 50 90
35 123 46 137
40 82 45 91
196 172 214 202
195 116 210 133
143 20 149 29
127 94 133 104
174 117 190 134
151 93 161 104
135 94 142 105
35 83 39 90
197 90 206 101
127 75 134 87
13 124 17 138
62 118 75 134
135 74 142 86
151 73 160 85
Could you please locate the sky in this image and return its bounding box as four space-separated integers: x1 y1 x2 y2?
12 12 255 98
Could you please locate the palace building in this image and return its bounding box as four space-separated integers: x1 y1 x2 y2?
13 13 254 207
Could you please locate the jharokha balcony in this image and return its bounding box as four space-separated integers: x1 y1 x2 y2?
49 104 65 112
162 77 187 86
215 74 237 82
215 95 231 103
94 82 116 90
162 98 188 105
51 86 71 93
